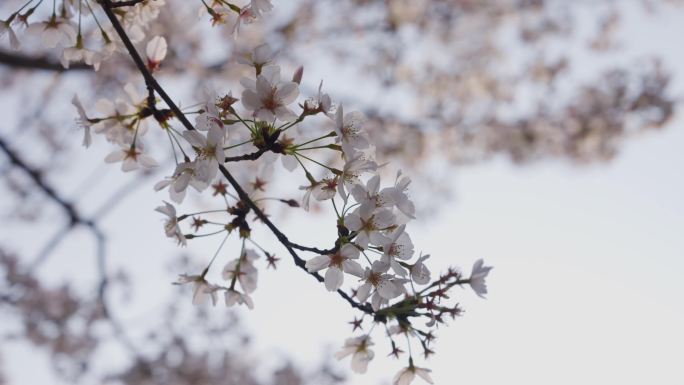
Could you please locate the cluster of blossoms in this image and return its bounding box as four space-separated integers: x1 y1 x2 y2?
0 0 270 71
1 0 166 70
3 1 490 383
147 43 492 383
78 40 491 383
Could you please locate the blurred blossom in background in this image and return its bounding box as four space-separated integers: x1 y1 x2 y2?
0 1 683 384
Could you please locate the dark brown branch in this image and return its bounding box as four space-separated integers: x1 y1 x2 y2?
99 0 373 315
0 136 90 227
109 0 148 8
0 50 90 72
224 148 268 162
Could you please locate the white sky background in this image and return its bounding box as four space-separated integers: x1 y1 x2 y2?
1 1 684 384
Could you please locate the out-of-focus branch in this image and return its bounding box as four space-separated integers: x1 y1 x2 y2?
0 136 91 227
0 50 90 71
0 134 145 356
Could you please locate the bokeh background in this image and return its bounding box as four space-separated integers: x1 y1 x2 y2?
1 1 683 384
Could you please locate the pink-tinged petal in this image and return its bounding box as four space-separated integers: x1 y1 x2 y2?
256 108 275 122
335 104 344 130
42 29 60 48
324 267 344 291
146 35 167 62
57 23 77 45
344 213 362 231
241 89 261 111
139 154 158 168
275 82 299 104
305 255 330 272
104 150 125 163
351 350 373 374
281 155 298 171
415 368 434 384
377 280 401 299
240 77 256 91
356 282 372 302
342 259 364 278
121 158 139 172
154 179 171 191
370 291 383 311
255 75 273 96
182 130 206 148
274 106 297 122
393 369 415 385
339 243 360 259
334 347 356 360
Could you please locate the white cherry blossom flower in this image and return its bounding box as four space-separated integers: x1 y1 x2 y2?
104 143 158 172
61 42 99 70
154 161 209 203
410 254 431 285
304 81 333 115
305 243 364 291
351 174 394 213
223 249 260 294
393 364 434 385
183 126 225 184
225 288 254 309
29 17 76 48
241 65 299 122
344 205 395 248
313 177 338 201
380 225 414 277
338 153 378 200
388 170 416 219
155 201 186 246
237 43 274 70
174 274 219 306
334 104 369 157
335 336 374 374
469 259 493 298
195 89 225 133
356 261 404 303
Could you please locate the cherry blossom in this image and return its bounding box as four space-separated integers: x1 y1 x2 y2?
393 364 434 385
379 225 414 277
344 205 395 249
174 274 219 306
241 66 299 122
335 105 369 157
305 244 364 291
335 336 375 374
29 16 76 48
155 201 186 246
410 254 431 285
104 143 158 172
469 259 493 298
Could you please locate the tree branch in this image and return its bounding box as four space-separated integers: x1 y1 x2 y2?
99 0 373 315
109 0 148 8
0 50 90 71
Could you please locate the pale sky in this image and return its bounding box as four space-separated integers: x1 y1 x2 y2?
2 1 684 384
